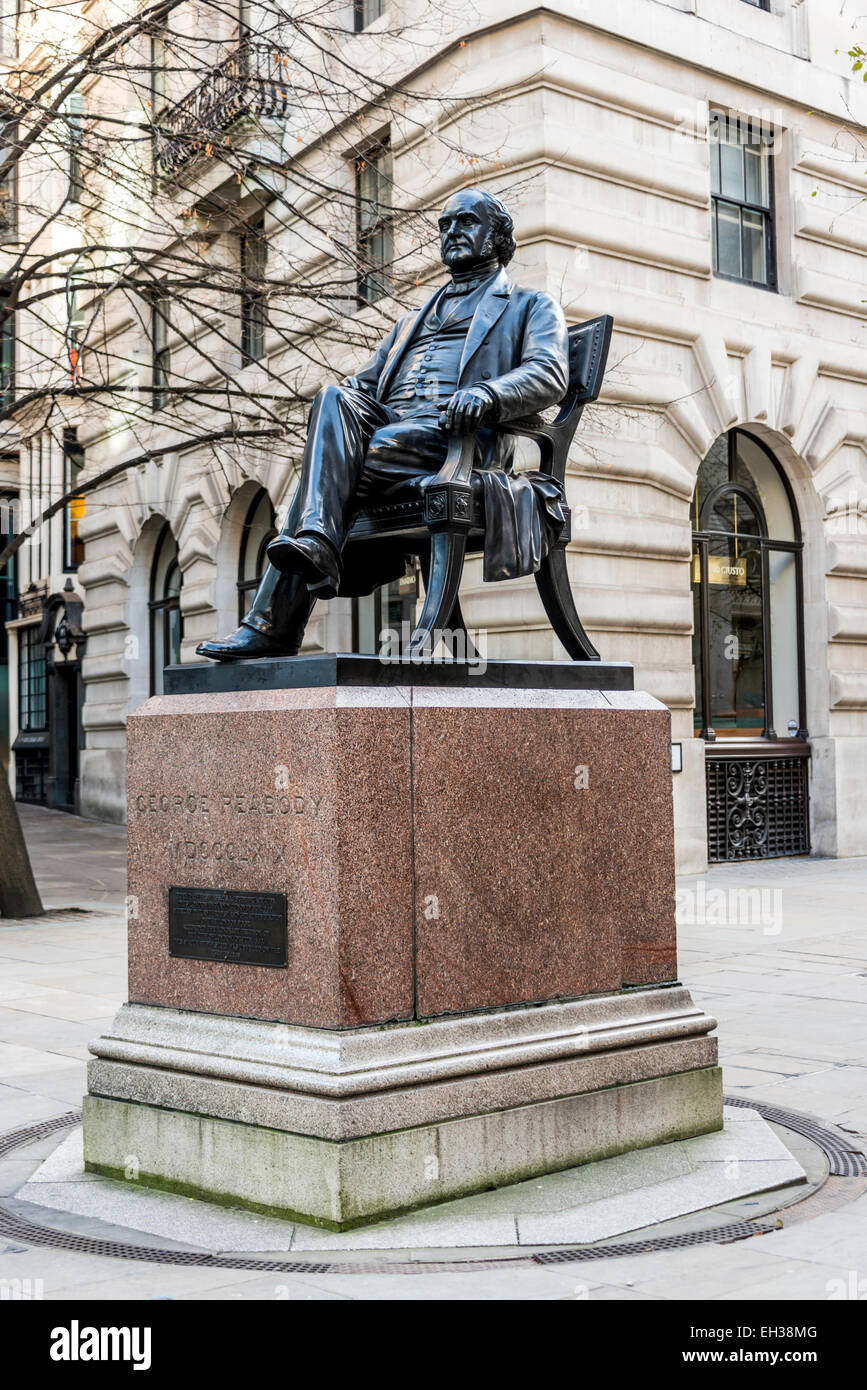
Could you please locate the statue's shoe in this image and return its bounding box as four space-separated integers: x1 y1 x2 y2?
195 625 294 662
266 534 340 599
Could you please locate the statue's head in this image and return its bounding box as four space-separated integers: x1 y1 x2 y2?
438 188 516 272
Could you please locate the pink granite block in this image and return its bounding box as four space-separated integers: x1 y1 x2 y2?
411 701 676 1016
126 689 414 1029
125 684 677 1031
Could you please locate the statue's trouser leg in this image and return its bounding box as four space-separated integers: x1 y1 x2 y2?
295 384 395 550
242 385 393 643
240 490 312 645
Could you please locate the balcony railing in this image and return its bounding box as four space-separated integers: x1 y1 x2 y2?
155 42 292 177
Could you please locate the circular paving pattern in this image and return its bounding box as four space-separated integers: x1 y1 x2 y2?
2 1097 865 1275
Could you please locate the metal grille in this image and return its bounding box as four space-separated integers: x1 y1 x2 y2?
14 749 47 803
707 755 809 862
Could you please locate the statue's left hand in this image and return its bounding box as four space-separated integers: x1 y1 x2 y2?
440 388 493 434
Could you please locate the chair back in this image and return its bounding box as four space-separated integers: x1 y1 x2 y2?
567 315 614 404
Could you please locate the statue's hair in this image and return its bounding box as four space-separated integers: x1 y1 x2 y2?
476 190 517 265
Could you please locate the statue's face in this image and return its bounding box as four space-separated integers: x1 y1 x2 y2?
438 191 496 271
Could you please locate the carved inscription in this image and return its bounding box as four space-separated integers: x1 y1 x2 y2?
135 792 321 816
168 840 288 864
168 886 288 967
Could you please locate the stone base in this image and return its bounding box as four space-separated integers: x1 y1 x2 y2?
87 667 719 1229
25 1106 807 1251
85 987 722 1229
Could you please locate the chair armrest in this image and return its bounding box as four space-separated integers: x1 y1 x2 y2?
422 432 476 532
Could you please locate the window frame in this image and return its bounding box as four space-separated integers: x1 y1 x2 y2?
0 120 17 241
691 429 806 743
353 0 384 32
236 486 276 623
150 291 170 410
354 134 393 306
148 521 182 695
62 428 85 572
66 93 85 204
0 0 18 60
240 213 267 366
709 108 778 293
0 285 14 409
0 488 17 668
18 623 48 733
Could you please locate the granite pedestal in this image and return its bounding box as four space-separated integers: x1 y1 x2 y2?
84 656 722 1229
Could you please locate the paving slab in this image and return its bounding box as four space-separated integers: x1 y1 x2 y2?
0 816 864 1299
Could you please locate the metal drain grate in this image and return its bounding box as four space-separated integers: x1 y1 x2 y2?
534 1219 777 1264
0 1095 863 1274
724 1094 867 1177
0 1110 77 1161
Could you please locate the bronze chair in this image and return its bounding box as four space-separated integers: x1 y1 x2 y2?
338 313 613 661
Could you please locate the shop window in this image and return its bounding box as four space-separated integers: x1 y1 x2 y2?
692 431 809 862
692 430 804 741
352 566 419 654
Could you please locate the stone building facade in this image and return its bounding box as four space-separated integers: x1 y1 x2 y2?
4 0 867 874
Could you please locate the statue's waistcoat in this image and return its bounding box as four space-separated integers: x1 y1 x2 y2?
384 283 488 415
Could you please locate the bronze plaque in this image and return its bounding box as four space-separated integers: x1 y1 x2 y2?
168 886 288 967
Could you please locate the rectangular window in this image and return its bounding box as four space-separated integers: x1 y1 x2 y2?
740 1 770 8
0 287 13 410
18 625 47 732
240 214 267 365
151 294 170 408
150 26 167 112
0 488 16 669
0 121 16 239
63 428 85 571
67 270 86 360
354 0 384 30
66 93 84 203
710 109 777 290
356 137 393 305
0 0 16 59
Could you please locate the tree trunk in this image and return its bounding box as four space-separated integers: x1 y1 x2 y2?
0 771 44 917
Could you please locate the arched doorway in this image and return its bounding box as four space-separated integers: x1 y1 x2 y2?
691 429 809 861
236 486 276 624
149 522 182 695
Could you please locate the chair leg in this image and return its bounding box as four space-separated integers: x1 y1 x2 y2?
410 530 467 656
417 550 478 659
535 546 600 661
445 595 479 659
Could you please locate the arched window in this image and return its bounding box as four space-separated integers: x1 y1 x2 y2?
237 487 276 623
149 522 182 695
691 429 805 742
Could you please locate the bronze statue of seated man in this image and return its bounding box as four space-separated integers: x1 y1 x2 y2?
198 186 570 661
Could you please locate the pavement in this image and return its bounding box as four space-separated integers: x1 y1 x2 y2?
0 803 865 1300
